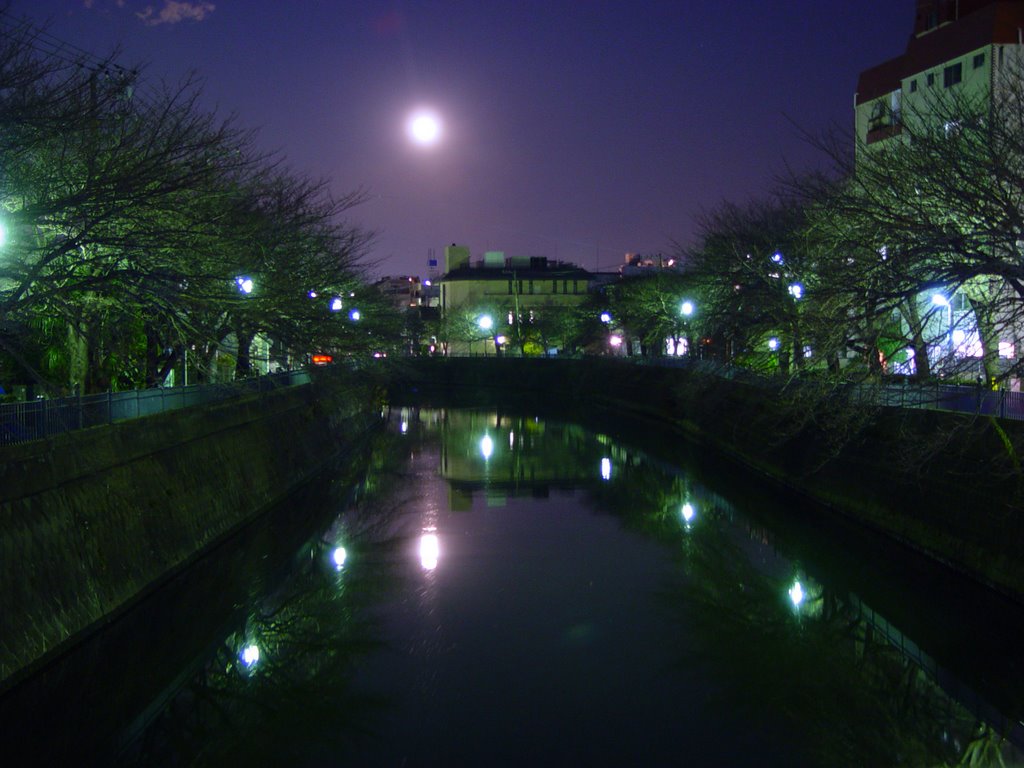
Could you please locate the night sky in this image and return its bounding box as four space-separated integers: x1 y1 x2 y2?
15 1 911 277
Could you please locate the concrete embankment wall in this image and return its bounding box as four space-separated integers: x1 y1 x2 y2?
0 371 379 687
389 357 1024 601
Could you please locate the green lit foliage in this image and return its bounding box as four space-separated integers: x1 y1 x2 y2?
0 16 377 393
604 271 701 358
808 72 1024 384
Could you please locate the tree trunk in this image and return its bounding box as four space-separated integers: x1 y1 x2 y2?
901 299 931 380
235 327 255 378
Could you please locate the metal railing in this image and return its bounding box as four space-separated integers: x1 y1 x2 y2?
0 370 311 447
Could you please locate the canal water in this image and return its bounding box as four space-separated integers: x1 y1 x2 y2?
2 406 1024 766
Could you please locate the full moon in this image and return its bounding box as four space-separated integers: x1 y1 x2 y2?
407 110 442 146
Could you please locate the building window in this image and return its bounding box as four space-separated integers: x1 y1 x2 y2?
508 280 513 295
909 79 917 93
944 63 962 88
869 101 887 131
927 72 935 87
973 52 985 69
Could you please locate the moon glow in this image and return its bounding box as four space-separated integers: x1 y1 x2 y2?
407 110 442 145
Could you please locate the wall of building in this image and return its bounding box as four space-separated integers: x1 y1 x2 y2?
0 371 381 688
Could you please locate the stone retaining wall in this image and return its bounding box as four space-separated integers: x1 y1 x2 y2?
0 373 378 687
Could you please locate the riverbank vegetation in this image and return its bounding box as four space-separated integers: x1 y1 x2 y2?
0 14 399 396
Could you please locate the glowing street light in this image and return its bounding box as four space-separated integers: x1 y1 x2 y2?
477 314 494 331
240 643 261 668
680 300 694 317
768 337 779 351
349 308 361 321
600 311 612 323
330 297 343 311
787 283 803 300
236 276 254 295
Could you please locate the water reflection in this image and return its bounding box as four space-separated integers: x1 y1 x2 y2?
5 406 1022 766
396 407 1024 767
420 532 440 571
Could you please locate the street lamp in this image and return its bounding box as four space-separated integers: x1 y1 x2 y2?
680 300 694 317
330 297 343 311
477 314 494 331
349 308 361 321
235 276 254 295
600 311 612 323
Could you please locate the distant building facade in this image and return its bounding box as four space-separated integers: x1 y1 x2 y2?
438 244 594 355
373 275 422 310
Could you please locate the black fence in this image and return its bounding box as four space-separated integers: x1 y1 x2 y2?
0 370 311 447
